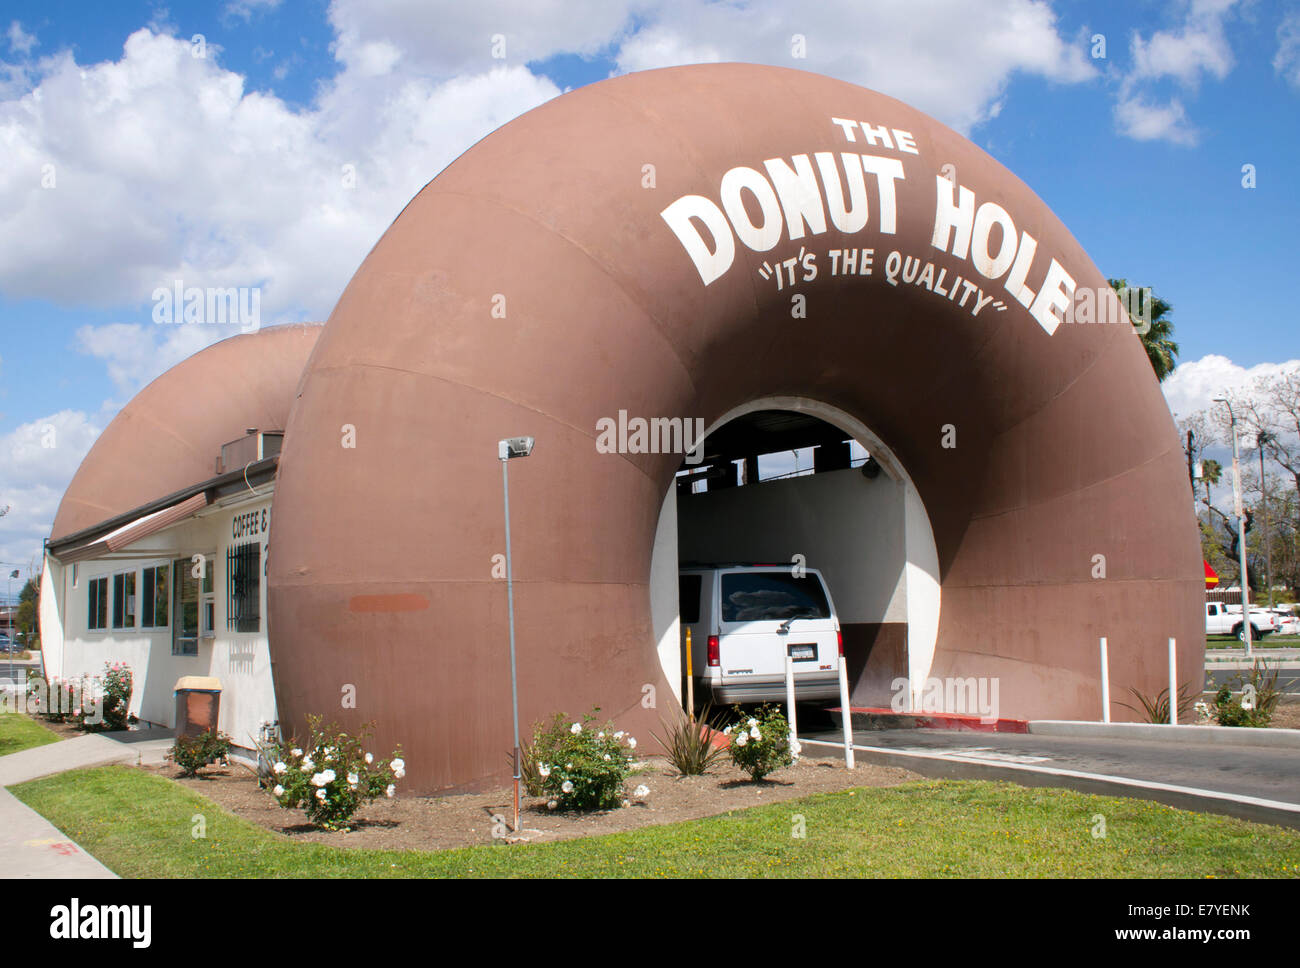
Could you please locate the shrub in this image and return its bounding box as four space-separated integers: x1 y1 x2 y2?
172 729 232 776
530 707 637 811
725 703 795 781
652 703 727 776
26 670 80 723
99 662 133 731
1214 661 1281 727
266 716 404 830
1117 682 1198 724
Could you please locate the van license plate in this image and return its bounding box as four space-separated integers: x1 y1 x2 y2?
788 644 816 661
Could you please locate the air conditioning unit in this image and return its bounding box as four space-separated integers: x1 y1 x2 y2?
217 430 284 474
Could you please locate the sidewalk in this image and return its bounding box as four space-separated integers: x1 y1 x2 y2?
0 726 174 879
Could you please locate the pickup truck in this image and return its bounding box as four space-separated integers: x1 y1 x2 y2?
1205 601 1277 641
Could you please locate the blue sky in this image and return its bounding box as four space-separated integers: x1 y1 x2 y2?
1 0 1299 581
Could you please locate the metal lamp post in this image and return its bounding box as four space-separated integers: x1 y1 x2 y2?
1257 430 1275 609
1214 399 1252 657
498 435 535 833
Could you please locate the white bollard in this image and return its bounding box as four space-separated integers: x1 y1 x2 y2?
1099 637 1110 723
1168 637 1177 726
784 652 798 750
837 653 855 769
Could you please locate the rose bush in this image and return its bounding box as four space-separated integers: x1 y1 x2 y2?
724 703 795 781
266 716 404 830
530 707 638 811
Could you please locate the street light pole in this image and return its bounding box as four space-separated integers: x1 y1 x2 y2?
498 436 535 834
1214 399 1252 657
1258 431 1274 609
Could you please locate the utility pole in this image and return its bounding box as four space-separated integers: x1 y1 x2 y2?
1258 430 1275 609
1215 399 1252 657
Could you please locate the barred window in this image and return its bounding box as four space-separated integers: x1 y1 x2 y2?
227 541 261 633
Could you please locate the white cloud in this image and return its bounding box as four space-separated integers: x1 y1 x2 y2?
612 0 1096 134
7 21 36 55
1113 0 1239 146
1114 95 1198 144
75 321 226 403
0 28 562 317
1129 0 1236 87
0 410 106 571
1162 354 1300 423
1276 11 1300 90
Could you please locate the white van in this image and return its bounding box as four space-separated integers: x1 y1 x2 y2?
678 564 842 706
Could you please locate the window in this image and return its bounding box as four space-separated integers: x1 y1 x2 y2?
172 559 200 656
227 541 261 633
678 574 702 624
112 571 136 629
200 560 215 637
87 577 108 630
141 565 169 628
719 571 830 623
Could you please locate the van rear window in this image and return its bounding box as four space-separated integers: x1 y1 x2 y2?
720 572 830 623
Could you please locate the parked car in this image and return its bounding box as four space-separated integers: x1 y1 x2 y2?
1205 601 1277 641
0 633 15 653
679 563 843 706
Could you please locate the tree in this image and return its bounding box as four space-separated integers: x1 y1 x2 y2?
15 577 38 648
1110 278 1178 382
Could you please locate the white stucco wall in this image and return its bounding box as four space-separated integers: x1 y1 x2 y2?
649 486 681 702
50 492 278 749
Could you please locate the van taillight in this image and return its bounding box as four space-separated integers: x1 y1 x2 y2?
707 635 719 667
837 630 843 656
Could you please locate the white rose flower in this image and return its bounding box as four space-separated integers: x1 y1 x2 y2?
273 784 285 797
566 762 573 770
386 784 396 798
539 764 551 778
302 757 314 771
748 718 758 727
291 748 303 757
322 769 336 784
723 726 733 736
365 752 374 764
273 761 287 775
634 784 650 798
311 772 327 787
627 737 637 749
562 780 574 793
614 731 624 739
736 733 748 747
603 754 611 761
315 788 327 801
597 732 605 739
571 722 582 734
347 772 359 786
750 726 761 740
391 758 405 772
547 800 558 810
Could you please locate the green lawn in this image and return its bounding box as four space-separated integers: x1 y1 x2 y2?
0 712 60 757
12 766 1300 878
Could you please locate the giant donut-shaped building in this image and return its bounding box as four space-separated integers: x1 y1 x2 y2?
266 64 1203 795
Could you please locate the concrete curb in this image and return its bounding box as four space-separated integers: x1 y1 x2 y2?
1029 719 1300 750
847 743 1300 831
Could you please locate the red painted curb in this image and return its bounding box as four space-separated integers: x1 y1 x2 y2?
827 706 1030 734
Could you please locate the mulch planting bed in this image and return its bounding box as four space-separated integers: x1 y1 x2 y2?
138 754 923 852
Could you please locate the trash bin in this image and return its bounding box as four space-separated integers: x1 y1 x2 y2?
174 676 222 740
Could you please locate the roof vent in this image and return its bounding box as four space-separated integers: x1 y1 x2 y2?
219 430 284 475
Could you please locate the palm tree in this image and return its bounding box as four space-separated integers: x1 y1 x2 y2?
1109 278 1178 382
1201 458 1222 508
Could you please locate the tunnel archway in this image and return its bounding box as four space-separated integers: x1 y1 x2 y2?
649 397 940 715
268 63 1202 794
